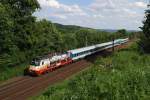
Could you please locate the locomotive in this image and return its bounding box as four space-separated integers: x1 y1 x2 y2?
28 54 72 75
27 38 129 76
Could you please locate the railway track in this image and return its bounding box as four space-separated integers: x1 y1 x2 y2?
0 43 129 100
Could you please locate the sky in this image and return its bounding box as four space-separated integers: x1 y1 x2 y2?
34 0 149 30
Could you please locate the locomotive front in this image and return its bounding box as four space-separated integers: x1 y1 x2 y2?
28 58 42 75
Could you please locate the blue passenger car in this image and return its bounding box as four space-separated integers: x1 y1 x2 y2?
67 38 129 61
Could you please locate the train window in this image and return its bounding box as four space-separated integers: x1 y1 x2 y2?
82 52 84 54
42 61 44 65
31 61 40 66
70 54 72 57
72 54 74 57
73 54 76 57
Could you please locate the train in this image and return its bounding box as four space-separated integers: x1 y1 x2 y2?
27 38 129 76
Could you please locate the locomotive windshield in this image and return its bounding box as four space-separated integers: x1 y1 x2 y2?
31 61 40 66
30 58 40 66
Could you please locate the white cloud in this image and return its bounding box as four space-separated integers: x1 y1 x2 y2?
35 0 147 30
132 2 147 8
89 0 147 12
93 14 104 18
38 0 60 8
89 0 146 19
50 13 67 19
37 0 86 16
59 4 86 16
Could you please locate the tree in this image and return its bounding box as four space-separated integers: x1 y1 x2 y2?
116 29 127 38
0 3 14 54
139 4 150 53
62 34 77 51
0 0 40 66
0 0 40 52
75 29 90 47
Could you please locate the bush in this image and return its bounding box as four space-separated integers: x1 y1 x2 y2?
0 63 28 82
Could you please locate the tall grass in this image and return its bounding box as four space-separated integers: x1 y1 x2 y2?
0 63 28 83
33 43 150 100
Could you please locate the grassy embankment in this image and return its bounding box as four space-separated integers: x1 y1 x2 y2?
33 42 150 100
0 63 28 83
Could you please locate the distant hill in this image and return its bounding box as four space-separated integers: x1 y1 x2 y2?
54 23 139 33
54 23 94 34
99 29 118 33
100 29 139 33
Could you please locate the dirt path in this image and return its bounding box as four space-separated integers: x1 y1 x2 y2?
0 42 131 100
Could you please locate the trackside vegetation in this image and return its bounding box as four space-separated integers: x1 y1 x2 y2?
32 43 150 100
0 63 28 83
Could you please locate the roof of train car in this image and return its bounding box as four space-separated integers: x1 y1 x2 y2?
67 41 115 54
95 41 113 47
33 52 62 61
67 38 127 54
67 45 96 54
